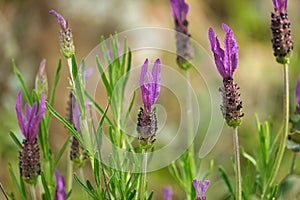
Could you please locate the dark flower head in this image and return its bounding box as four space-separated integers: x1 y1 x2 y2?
139 59 161 111
192 178 210 200
163 186 173 200
50 10 68 31
54 170 66 200
272 0 287 13
208 23 238 79
15 91 46 142
169 0 189 26
50 10 75 58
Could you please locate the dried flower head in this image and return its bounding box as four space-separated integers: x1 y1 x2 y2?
192 178 210 200
50 10 75 59
169 0 193 69
137 59 161 148
54 170 67 200
271 0 293 64
208 24 243 127
16 91 45 184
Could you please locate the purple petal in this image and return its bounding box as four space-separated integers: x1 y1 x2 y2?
192 179 201 198
296 75 300 105
26 103 37 141
151 59 161 104
38 59 46 76
222 23 238 77
84 68 93 81
50 10 68 31
200 178 210 198
139 59 149 87
72 96 81 134
30 92 46 141
54 170 66 200
15 91 26 136
163 187 173 200
272 0 287 12
169 0 189 24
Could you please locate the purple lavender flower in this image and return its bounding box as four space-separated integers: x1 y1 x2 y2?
208 23 238 79
54 170 67 200
137 59 161 147
169 0 193 69
208 24 243 127
271 0 293 63
192 178 210 200
50 10 75 58
163 186 173 200
294 75 300 115
16 91 45 184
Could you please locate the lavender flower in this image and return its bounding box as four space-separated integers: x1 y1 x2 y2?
169 0 193 69
208 24 244 127
163 187 173 200
50 10 75 59
192 179 210 200
137 59 161 147
16 91 45 184
54 170 67 200
35 59 48 99
271 0 293 63
295 75 300 114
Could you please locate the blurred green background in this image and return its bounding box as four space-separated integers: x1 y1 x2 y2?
1 0 300 199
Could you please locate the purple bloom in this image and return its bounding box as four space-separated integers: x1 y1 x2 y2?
15 91 46 142
297 75 300 105
208 23 239 78
169 0 189 26
139 59 161 111
163 187 173 200
54 170 66 200
272 0 287 12
192 178 210 200
50 10 68 31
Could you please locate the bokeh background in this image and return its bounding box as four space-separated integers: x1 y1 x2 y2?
1 0 300 199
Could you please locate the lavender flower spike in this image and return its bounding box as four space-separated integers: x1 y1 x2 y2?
50 10 75 58
139 59 161 111
208 23 238 79
16 91 46 142
192 179 210 200
163 187 173 200
54 170 67 200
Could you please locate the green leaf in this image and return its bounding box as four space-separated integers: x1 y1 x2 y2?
54 135 71 169
40 172 51 200
9 131 22 149
147 191 154 200
12 59 32 105
93 157 101 187
74 174 97 199
124 91 135 125
46 103 84 148
168 163 185 190
8 163 26 200
218 166 235 200
96 56 112 97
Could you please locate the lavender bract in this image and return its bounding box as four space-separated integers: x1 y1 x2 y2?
16 91 45 184
163 186 173 200
208 24 243 127
50 10 75 58
192 178 210 200
169 0 193 69
54 170 67 200
271 0 293 63
137 59 161 148
35 59 48 99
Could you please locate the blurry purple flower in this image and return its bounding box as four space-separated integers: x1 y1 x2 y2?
15 91 46 142
35 59 48 98
169 0 189 27
272 0 287 13
139 59 161 111
50 10 68 31
208 23 238 79
54 170 66 200
192 178 210 200
163 186 173 200
108 43 123 62
296 75 300 106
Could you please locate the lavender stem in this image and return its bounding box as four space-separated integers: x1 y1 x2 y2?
233 127 242 200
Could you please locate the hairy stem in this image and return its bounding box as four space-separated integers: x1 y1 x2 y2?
30 185 36 200
233 127 242 200
268 63 289 187
140 151 148 200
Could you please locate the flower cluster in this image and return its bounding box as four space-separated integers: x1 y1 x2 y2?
192 178 210 200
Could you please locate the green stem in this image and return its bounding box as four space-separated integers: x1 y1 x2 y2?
290 152 296 175
268 63 289 187
30 185 36 200
67 150 73 193
0 183 9 200
140 151 147 200
233 127 242 200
